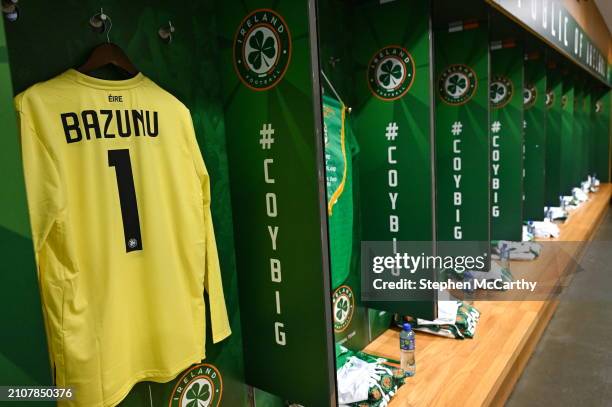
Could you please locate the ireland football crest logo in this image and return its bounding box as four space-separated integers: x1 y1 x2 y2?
545 89 554 109
490 75 513 109
438 64 477 105
523 83 537 109
169 364 223 407
367 46 415 100
233 9 291 91
333 285 354 333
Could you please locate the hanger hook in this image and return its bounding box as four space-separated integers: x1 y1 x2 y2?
159 20 175 44
90 7 112 43
1 0 19 22
100 8 113 43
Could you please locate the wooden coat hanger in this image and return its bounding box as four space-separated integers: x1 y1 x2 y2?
78 43 138 76
77 9 138 77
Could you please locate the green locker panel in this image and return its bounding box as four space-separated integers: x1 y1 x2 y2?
560 71 575 196
593 89 611 182
351 0 436 320
435 24 490 249
573 79 584 187
215 1 335 405
582 84 592 179
523 53 546 221
489 43 523 241
544 62 563 207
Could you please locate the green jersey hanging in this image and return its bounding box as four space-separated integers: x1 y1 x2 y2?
324 95 359 289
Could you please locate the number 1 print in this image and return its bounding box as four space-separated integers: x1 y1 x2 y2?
108 149 143 252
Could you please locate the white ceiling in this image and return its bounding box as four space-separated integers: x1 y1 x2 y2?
594 0 612 37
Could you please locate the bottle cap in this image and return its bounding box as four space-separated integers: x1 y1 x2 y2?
403 323 412 331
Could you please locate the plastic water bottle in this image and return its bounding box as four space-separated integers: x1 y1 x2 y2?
500 243 510 271
527 221 535 237
400 323 416 376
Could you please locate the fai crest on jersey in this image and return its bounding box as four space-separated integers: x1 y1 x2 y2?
169 364 223 407
367 46 415 100
545 89 554 109
490 75 513 109
523 83 537 109
233 9 291 91
438 64 477 105
333 285 354 333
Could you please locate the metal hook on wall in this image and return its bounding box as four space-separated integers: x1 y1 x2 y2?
89 7 113 43
328 56 341 69
158 21 175 44
2 0 19 22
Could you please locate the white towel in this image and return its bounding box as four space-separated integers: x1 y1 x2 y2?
544 206 568 220
572 187 588 203
522 225 534 242
337 356 395 405
337 357 374 404
494 240 541 256
532 219 560 238
417 301 459 326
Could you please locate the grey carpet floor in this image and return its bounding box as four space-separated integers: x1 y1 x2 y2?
506 206 612 407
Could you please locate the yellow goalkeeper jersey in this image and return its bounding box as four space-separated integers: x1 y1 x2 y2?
14 69 231 407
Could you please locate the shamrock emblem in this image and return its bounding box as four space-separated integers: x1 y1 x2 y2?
185 382 211 407
523 89 530 104
335 297 349 321
247 29 277 72
378 59 403 89
490 82 506 103
446 73 467 97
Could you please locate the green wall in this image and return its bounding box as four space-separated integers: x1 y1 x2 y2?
0 14 53 397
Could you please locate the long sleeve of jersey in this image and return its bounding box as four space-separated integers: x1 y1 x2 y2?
15 94 62 255
185 110 231 344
